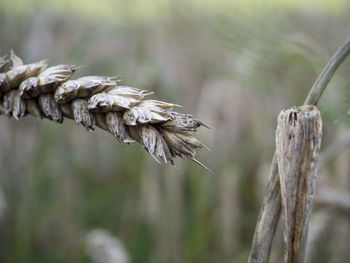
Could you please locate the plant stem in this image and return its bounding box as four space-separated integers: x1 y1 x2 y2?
248 155 281 263
276 106 322 263
304 37 350 106
248 36 350 263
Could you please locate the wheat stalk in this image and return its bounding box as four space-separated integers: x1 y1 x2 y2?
249 36 350 263
0 50 211 172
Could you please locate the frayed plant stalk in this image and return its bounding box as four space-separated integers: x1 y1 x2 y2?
248 155 281 263
0 51 211 172
249 36 350 263
248 106 322 263
276 105 322 263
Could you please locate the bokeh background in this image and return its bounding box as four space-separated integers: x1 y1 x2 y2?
0 0 350 262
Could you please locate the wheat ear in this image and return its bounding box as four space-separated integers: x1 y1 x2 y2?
0 50 211 173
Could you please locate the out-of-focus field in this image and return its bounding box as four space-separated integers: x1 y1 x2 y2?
0 1 349 262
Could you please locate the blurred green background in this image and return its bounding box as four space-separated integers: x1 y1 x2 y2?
0 0 349 262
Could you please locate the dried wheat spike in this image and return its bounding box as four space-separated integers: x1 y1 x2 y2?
0 51 211 172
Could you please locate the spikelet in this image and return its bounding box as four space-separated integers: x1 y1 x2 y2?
161 113 210 133
0 50 211 172
105 112 134 143
20 64 78 98
11 90 26 119
106 85 153 99
87 86 150 112
38 93 63 123
1 50 47 92
54 76 118 103
71 99 95 130
123 100 178 126
139 125 174 164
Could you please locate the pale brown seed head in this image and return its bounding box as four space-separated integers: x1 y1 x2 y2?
0 52 210 172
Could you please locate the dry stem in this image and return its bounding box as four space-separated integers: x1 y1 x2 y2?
276 106 322 263
249 37 350 263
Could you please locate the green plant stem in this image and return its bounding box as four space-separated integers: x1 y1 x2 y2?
304 37 350 105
